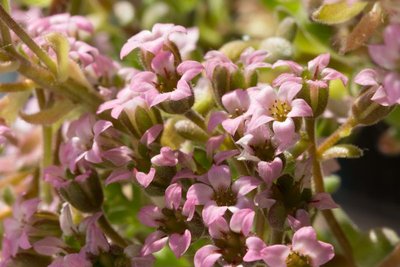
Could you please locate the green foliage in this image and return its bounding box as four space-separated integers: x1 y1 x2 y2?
312 1 368 25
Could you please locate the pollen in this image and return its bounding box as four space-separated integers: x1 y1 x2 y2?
268 99 291 122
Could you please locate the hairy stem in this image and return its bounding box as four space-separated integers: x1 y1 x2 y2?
98 213 129 248
0 4 57 74
184 109 207 132
306 118 357 267
317 117 356 156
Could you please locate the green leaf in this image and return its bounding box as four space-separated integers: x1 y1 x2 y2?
324 175 341 193
45 33 70 82
17 0 51 7
321 144 363 160
154 246 190 267
19 100 74 125
312 1 368 25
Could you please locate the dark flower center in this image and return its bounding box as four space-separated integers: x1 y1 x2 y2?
158 208 187 235
213 187 237 206
214 232 247 265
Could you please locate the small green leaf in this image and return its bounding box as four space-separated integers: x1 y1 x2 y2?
46 33 70 82
321 144 363 160
20 100 74 125
312 1 368 25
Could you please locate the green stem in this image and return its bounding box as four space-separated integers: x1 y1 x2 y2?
255 209 266 239
0 0 12 51
184 109 207 132
306 118 357 267
36 89 53 203
378 244 400 267
98 213 129 248
0 4 57 74
317 117 356 157
270 229 283 244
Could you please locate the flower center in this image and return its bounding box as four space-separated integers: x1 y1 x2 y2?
214 232 247 265
269 100 291 122
213 188 237 206
286 251 312 267
158 208 187 235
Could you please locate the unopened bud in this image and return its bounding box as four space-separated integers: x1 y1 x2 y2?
260 37 293 63
298 83 329 118
175 120 208 143
276 17 298 42
211 66 231 106
158 95 195 114
219 40 251 61
352 88 394 125
59 172 104 213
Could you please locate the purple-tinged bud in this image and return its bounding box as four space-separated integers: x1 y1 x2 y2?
351 87 394 125
58 172 104 213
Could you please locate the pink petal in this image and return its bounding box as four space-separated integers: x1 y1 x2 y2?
202 202 228 226
214 149 239 165
287 99 313 118
308 53 330 78
194 245 221 267
186 183 214 205
272 119 296 147
232 176 261 196
165 183 182 210
207 111 228 133
138 205 163 227
257 158 283 184
208 217 230 239
140 124 163 146
243 236 267 262
207 165 231 191
309 193 339 210
141 231 169 256
354 69 379 86
229 209 255 235
262 245 290 267
169 230 191 258
292 226 334 266
273 60 303 75
134 168 156 188
33 237 65 256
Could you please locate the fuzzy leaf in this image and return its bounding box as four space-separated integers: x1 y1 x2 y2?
19 100 74 125
321 144 363 160
46 33 70 82
312 1 368 25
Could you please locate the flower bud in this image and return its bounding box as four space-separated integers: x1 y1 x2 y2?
174 120 209 143
59 172 104 213
211 66 231 106
260 37 293 63
219 40 251 61
276 17 298 42
3 253 52 267
158 95 195 114
30 211 63 242
298 83 329 118
352 88 394 125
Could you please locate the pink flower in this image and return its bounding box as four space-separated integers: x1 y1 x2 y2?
28 13 94 38
273 53 348 89
138 183 193 258
49 251 91 267
128 60 203 109
203 51 238 80
368 24 400 71
184 165 260 225
248 84 312 147
120 23 189 58
354 24 400 106
220 89 251 135
80 213 110 255
194 210 255 267
2 198 40 259
244 226 334 267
